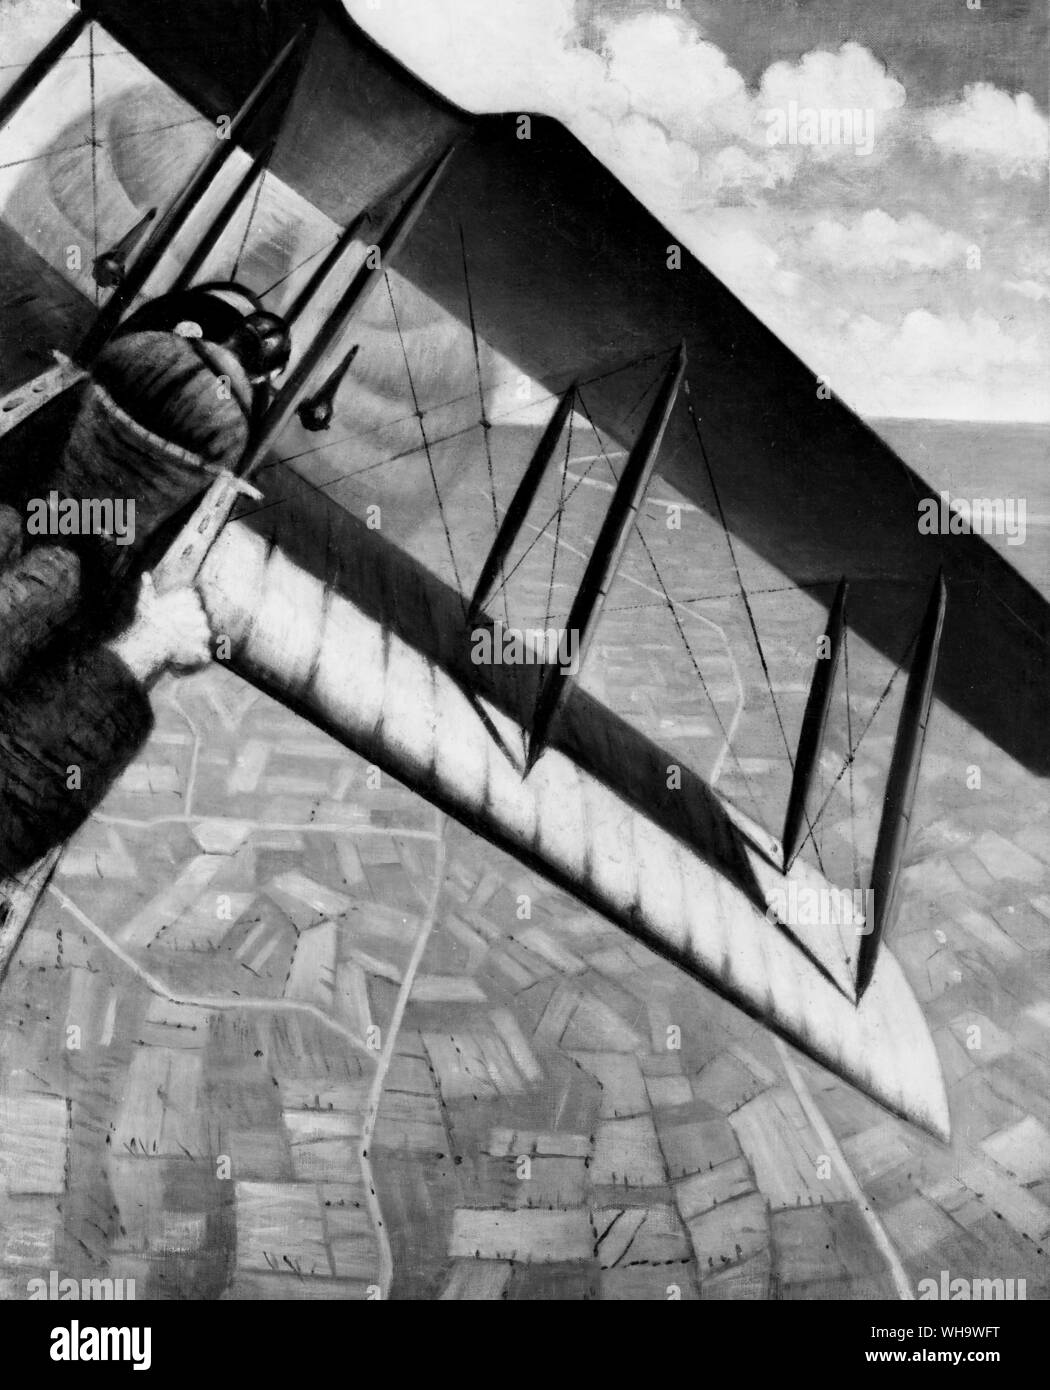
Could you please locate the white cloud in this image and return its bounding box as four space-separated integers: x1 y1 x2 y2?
698 142 795 198
598 13 753 145
757 41 906 162
572 107 701 224
1003 278 1050 303
1015 243 1050 283
759 42 906 116
854 308 1042 375
795 210 969 274
595 31 909 195
797 307 1048 418
348 3 909 200
923 84 1049 180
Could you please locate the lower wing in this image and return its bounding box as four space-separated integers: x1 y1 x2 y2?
195 483 951 1141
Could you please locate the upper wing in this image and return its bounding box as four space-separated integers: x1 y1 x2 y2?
79 0 1050 776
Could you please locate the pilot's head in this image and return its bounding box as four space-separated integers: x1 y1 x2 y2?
117 282 292 385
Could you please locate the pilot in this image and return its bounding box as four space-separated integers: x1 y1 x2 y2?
116 282 291 423
0 284 291 879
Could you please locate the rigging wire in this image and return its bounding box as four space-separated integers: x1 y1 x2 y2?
790 627 919 862
230 162 268 281
258 234 336 300
588 364 767 815
685 383 826 874
501 357 765 819
0 141 93 172
574 389 623 487
230 54 302 289
483 414 607 602
458 224 514 641
633 523 767 822
0 37 252 71
108 116 208 145
620 366 663 427
261 345 672 486
87 22 99 305
601 580 839 613
384 271 468 614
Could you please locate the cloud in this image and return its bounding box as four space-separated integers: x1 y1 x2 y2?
759 41 906 116
1016 243 1050 281
757 41 907 161
346 1 1048 417
794 210 969 274
552 15 794 207
846 308 1042 378
815 307 1048 418
595 28 908 195
349 3 909 199
572 106 701 223
923 84 1049 180
598 13 753 146
1003 278 1050 303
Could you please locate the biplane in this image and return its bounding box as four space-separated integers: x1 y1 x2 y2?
1 0 1047 1149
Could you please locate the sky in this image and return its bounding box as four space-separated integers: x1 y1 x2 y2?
345 0 1049 421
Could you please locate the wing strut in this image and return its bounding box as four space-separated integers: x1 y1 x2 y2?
469 383 576 619
0 24 299 435
782 577 848 870
525 341 687 772
245 145 457 464
857 571 947 997
154 142 457 593
76 28 304 363
0 7 99 429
